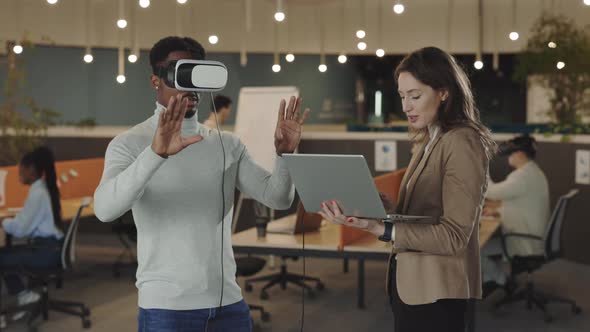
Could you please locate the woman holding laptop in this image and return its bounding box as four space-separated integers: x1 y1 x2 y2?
320 47 495 332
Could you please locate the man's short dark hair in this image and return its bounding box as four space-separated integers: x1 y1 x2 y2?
212 95 232 112
149 36 206 75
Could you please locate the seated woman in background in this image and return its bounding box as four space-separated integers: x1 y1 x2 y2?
0 146 64 317
481 134 550 297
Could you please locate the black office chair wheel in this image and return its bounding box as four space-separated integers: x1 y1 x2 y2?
316 282 325 291
544 315 553 323
573 305 582 315
260 291 269 300
261 312 270 322
244 283 253 292
82 319 92 329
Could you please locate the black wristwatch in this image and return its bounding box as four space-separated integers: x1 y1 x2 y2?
378 217 394 242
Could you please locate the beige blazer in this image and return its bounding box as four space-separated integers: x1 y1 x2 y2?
386 126 488 305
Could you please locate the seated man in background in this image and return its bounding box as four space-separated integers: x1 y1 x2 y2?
481 134 550 297
204 95 232 129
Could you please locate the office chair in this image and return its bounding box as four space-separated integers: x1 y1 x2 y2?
111 211 137 278
233 202 271 322
235 257 270 322
494 189 582 323
244 203 324 300
17 198 93 329
244 256 325 300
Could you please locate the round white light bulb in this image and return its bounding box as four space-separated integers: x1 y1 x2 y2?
116 75 126 84
272 64 281 73
584 0 590 6
509 31 519 41
338 55 348 64
139 0 150 8
47 0 58 5
285 54 295 62
274 12 285 22
376 49 385 57
356 30 366 39
357 42 367 51
208 35 219 44
177 0 187 4
474 60 484 70
83 54 94 63
548 41 557 48
556 61 565 70
128 54 138 63
318 64 327 73
117 19 128 29
13 44 23 54
393 4 405 14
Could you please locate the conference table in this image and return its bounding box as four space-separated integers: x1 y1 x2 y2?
232 215 501 332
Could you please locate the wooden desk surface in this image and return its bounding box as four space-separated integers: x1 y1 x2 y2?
233 216 501 255
479 217 501 246
343 218 501 253
232 215 341 252
0 197 95 222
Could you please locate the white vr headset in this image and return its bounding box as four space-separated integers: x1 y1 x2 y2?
156 59 228 92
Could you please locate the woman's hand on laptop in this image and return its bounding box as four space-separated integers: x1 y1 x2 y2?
319 200 385 237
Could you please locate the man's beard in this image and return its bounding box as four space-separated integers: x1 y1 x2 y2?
184 104 198 119
184 109 197 119
184 93 200 119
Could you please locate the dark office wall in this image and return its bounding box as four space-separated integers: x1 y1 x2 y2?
356 53 526 125
0 46 357 126
0 46 528 128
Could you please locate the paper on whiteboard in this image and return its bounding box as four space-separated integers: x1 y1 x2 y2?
0 170 7 207
375 141 397 172
575 150 590 185
234 87 299 173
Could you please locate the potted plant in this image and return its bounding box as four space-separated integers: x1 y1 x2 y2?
514 13 590 137
0 40 60 165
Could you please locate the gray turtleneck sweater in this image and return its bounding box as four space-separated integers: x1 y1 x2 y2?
94 104 295 310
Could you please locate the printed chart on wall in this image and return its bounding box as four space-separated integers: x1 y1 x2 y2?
0 170 6 207
575 150 590 185
375 141 397 172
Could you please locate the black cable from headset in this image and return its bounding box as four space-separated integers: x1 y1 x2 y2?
210 92 226 313
301 220 305 332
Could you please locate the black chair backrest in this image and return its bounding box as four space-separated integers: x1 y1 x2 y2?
543 189 579 260
61 197 91 270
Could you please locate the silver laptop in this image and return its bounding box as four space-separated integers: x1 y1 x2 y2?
283 154 435 223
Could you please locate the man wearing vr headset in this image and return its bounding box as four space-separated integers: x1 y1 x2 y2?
481 134 550 297
94 36 310 331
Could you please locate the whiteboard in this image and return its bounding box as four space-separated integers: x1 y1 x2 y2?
234 86 300 173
